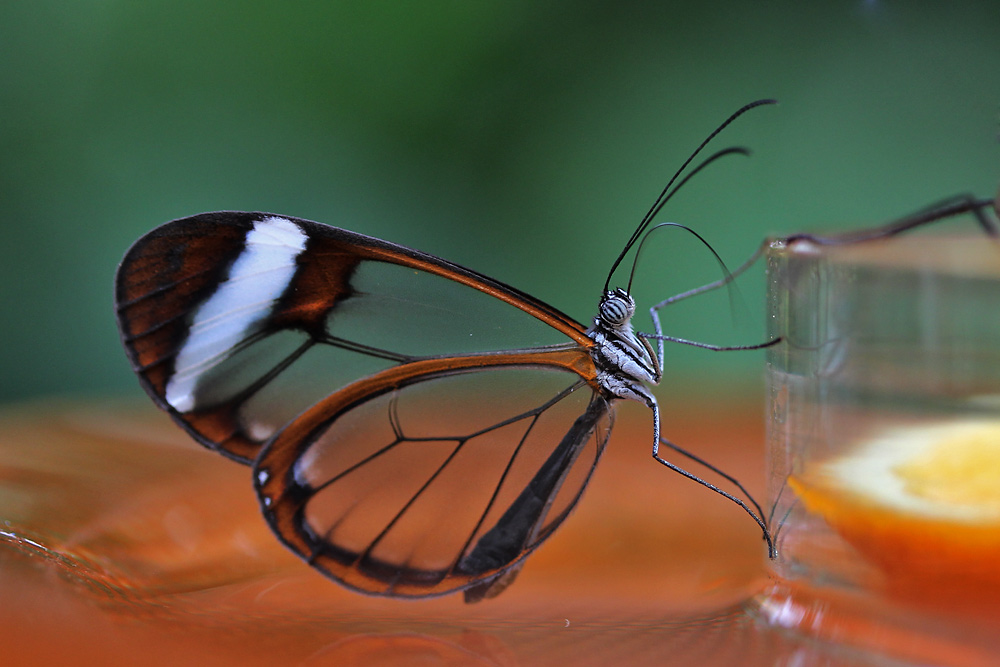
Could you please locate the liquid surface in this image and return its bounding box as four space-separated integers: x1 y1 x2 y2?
0 395 899 666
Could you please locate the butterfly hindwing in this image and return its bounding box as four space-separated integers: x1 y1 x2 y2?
253 362 613 599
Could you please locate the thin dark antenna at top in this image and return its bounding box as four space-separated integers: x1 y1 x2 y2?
603 99 777 293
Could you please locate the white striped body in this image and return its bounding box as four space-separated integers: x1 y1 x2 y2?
589 288 661 405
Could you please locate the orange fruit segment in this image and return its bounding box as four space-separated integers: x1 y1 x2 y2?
789 420 1000 593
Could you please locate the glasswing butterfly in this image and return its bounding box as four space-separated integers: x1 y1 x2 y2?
114 100 787 603
115 99 1000 602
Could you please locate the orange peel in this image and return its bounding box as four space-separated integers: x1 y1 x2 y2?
789 420 1000 593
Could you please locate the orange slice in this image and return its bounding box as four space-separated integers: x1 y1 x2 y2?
789 420 1000 593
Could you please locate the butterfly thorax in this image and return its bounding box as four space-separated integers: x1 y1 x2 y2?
588 288 661 403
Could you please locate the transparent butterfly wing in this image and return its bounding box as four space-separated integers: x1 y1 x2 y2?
254 362 614 600
115 212 591 463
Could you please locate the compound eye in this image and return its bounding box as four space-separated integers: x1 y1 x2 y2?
599 291 634 326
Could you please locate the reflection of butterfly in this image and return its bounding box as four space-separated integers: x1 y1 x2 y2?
115 101 777 602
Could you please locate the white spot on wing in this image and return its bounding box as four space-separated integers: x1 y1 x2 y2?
166 216 307 412
247 420 274 442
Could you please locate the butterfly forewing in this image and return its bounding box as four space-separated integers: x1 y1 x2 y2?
115 212 591 464
254 363 613 598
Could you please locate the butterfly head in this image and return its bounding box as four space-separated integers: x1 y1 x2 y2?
592 287 661 389
598 288 636 329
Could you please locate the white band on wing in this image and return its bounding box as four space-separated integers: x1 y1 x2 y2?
166 216 307 412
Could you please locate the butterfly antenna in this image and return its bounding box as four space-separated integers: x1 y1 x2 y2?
604 99 776 293
645 146 751 225
626 222 733 295
624 147 749 292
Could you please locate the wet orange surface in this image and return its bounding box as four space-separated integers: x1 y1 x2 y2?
0 392 858 665
792 476 1000 596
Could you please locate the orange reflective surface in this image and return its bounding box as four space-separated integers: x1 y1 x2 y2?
0 395 919 665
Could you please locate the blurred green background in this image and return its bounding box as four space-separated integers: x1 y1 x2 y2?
2 1 998 405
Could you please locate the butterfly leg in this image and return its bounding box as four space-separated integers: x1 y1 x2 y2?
646 239 772 375
631 242 777 556
612 381 776 558
653 432 776 559
784 194 998 246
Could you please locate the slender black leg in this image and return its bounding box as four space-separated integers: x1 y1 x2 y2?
652 434 776 558
785 194 998 245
